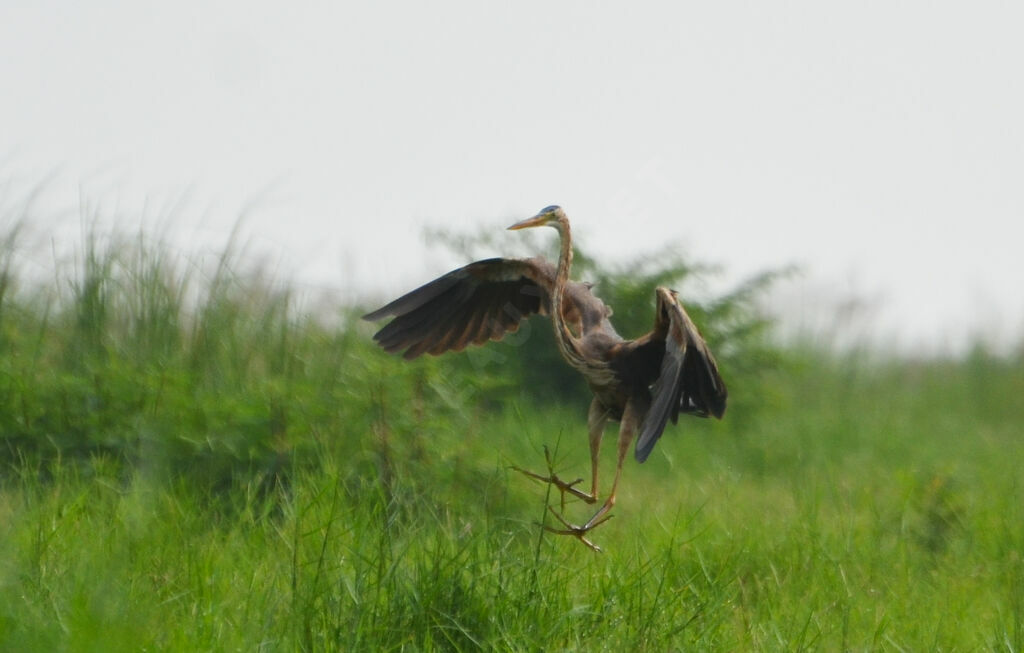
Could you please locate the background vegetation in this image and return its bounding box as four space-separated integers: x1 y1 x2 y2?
0 213 1022 651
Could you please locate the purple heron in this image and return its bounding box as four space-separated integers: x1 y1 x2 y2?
363 206 727 550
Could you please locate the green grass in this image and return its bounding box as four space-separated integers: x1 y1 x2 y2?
1 220 1023 650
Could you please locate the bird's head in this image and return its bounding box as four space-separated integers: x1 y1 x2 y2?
507 205 567 231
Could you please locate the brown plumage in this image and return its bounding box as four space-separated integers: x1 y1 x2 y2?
363 205 726 551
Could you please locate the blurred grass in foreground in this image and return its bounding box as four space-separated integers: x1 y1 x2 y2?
0 216 1022 650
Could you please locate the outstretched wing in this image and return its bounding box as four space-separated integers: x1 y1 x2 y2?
632 287 727 462
363 257 563 359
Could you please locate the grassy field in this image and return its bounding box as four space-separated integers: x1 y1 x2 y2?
1 224 1022 650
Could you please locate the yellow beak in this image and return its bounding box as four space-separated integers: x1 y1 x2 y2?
507 213 548 230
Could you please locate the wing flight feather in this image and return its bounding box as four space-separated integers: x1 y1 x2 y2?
634 287 727 462
363 257 557 359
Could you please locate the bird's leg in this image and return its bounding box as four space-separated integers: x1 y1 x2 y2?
512 446 595 513
586 398 609 501
543 399 641 550
579 417 632 530
543 506 609 552
514 399 608 512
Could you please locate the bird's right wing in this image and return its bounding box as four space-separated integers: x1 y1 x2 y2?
363 257 562 359
633 287 727 462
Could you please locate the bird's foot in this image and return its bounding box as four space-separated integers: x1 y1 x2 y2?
542 505 615 553
512 446 597 513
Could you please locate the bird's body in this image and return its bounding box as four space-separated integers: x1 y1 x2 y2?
364 206 726 550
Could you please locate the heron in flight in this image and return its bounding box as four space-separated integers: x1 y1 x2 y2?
363 206 727 550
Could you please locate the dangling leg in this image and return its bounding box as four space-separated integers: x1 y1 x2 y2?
512 446 592 508
586 398 609 502
583 398 637 529
512 398 606 511
544 398 642 551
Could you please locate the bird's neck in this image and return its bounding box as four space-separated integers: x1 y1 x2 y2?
550 220 582 363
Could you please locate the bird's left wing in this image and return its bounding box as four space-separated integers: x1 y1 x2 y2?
633 287 727 462
363 257 558 359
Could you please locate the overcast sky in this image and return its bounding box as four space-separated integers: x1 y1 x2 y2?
2 1 1022 353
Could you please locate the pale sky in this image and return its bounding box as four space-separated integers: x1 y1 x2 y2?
2 1 1022 353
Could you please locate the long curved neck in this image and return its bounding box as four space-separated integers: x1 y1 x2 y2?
550 219 584 367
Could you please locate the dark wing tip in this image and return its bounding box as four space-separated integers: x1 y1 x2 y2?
362 307 390 322
710 391 727 419
634 433 660 463
632 288 727 460
364 257 558 358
